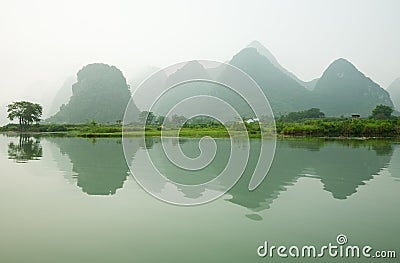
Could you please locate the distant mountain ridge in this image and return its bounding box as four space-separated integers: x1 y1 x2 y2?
387 78 400 111
233 41 394 117
46 42 395 123
229 47 312 115
48 76 75 117
247 40 317 90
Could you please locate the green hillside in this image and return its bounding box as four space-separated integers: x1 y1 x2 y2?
229 47 313 115
313 58 393 117
48 63 139 124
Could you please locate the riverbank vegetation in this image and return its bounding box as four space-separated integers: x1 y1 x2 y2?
2 104 400 138
1 118 400 138
276 118 400 137
276 105 400 137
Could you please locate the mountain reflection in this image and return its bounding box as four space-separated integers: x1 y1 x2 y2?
8 135 43 163
227 139 393 215
124 137 393 209
43 136 393 205
48 137 140 195
388 144 400 181
311 140 392 199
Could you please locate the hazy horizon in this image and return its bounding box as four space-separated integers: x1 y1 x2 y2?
1 0 399 124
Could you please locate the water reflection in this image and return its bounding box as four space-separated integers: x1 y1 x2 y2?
8 135 43 163
227 139 393 217
388 144 400 181
129 137 226 202
48 137 140 195
313 141 392 199
132 138 393 211
7 135 394 205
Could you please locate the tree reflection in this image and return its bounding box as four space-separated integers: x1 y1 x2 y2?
8 135 43 163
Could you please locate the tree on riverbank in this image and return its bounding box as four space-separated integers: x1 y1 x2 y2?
7 101 43 131
370 104 394 120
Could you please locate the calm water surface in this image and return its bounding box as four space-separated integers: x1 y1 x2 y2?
0 134 399 262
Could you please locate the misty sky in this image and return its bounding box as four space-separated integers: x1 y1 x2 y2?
0 0 399 123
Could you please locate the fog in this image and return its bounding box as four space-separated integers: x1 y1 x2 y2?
0 0 399 124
